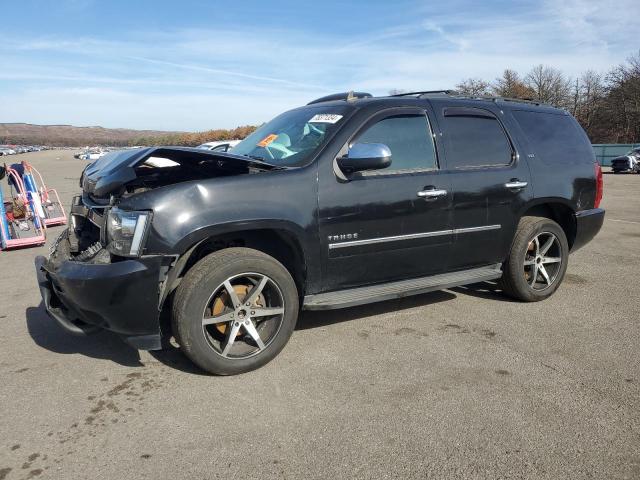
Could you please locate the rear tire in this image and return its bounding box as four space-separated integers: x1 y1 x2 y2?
500 216 569 302
172 247 299 375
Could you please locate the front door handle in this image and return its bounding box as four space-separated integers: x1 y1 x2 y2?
417 188 448 200
505 180 528 190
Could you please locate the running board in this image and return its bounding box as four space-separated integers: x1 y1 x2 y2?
303 264 502 310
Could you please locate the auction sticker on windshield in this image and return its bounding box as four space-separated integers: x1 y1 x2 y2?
257 134 278 147
309 114 343 124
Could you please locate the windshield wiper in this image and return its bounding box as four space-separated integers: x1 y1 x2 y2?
242 155 288 170
244 154 267 162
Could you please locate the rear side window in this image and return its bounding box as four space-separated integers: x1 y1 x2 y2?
354 114 437 171
441 111 512 168
512 110 592 164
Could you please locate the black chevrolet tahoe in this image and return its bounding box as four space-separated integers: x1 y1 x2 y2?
35 91 605 375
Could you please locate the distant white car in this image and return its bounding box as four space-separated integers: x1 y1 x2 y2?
0 147 16 155
196 140 241 152
611 148 640 174
76 149 108 161
86 151 108 161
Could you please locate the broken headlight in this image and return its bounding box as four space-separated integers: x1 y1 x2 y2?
106 207 151 257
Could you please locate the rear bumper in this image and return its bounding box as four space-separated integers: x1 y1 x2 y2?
571 208 605 252
35 253 164 350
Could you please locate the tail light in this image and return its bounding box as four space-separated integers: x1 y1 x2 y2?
594 163 603 209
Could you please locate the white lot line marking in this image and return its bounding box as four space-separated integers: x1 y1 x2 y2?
607 218 640 225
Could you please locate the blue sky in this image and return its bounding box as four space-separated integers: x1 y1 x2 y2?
1 0 638 131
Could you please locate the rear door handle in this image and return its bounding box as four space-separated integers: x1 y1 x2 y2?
417 188 448 200
505 180 528 190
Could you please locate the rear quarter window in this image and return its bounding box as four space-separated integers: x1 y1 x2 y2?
512 110 593 165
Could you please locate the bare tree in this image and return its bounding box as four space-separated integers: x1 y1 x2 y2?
570 77 581 116
455 78 491 97
601 51 640 143
575 70 606 138
492 69 535 99
524 65 572 108
446 51 640 142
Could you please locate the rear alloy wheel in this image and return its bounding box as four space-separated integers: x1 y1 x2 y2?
173 248 299 375
523 232 563 291
500 216 569 302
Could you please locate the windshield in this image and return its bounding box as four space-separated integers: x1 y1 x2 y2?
230 105 353 167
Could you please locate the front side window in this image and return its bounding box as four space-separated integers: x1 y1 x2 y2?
353 114 437 171
441 112 512 169
231 105 353 167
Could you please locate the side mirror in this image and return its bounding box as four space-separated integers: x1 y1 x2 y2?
338 143 392 173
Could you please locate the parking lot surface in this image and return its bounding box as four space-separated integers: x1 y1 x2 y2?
1 150 639 479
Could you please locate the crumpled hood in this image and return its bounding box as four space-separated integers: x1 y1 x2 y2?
81 146 270 198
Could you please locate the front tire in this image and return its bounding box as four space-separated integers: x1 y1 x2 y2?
172 247 299 375
500 216 569 302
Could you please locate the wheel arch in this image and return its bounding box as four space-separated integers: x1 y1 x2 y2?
517 198 577 250
162 223 308 308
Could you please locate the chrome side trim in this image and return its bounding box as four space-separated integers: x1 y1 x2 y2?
329 229 452 249
328 224 501 250
454 224 501 234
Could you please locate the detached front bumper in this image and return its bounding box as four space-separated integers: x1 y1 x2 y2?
35 248 165 351
571 208 605 252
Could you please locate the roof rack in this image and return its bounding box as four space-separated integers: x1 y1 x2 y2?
489 96 542 106
390 90 547 106
307 91 373 105
390 90 458 98
307 90 549 108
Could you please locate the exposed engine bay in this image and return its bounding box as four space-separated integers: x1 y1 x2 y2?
81 146 280 200
53 146 284 265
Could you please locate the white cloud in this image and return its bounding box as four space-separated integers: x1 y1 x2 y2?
127 56 329 90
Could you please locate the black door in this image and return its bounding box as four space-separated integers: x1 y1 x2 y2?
430 101 532 270
317 107 454 291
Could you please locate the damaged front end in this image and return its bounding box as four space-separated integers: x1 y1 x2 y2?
35 206 169 350
35 146 276 349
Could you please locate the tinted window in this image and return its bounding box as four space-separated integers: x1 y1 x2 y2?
442 113 512 168
512 110 592 164
355 114 437 171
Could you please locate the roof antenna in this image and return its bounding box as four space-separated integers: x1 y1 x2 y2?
346 91 356 102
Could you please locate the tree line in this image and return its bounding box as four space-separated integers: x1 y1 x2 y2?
0 125 259 148
0 135 134 147
452 50 640 143
128 125 258 147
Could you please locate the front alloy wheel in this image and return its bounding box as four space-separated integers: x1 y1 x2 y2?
202 273 285 359
173 248 299 375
